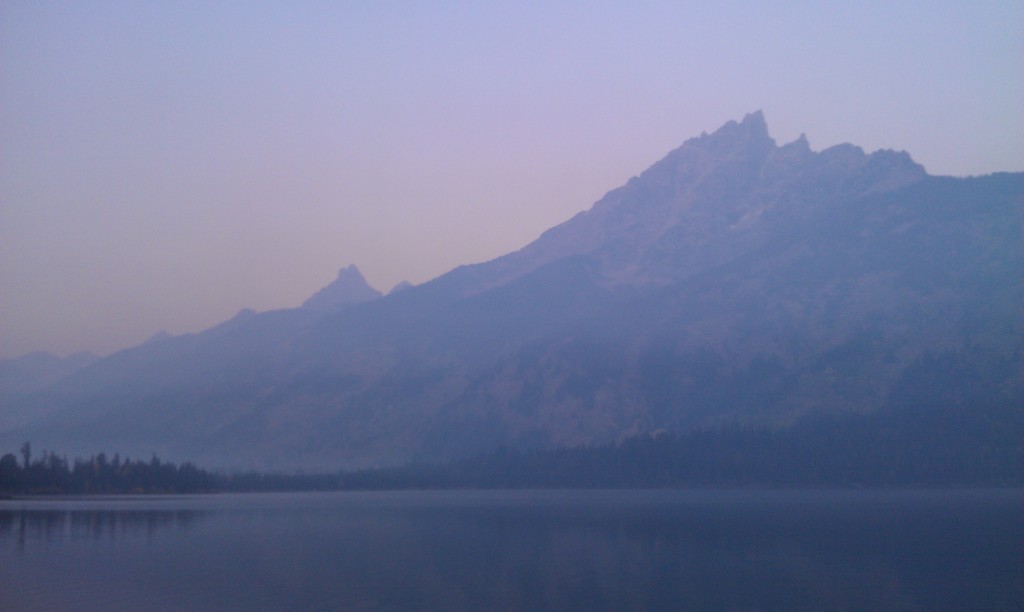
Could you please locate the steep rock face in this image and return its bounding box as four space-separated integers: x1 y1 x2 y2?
2 114 1019 470
301 265 382 310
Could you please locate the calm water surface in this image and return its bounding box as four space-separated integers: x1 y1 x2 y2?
1 489 1021 610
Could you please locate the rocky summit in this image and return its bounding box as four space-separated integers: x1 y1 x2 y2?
2 113 1020 471
301 264 382 310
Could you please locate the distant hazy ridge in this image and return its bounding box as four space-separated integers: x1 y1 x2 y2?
2 112 1020 472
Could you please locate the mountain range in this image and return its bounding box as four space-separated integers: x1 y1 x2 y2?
1 112 1020 472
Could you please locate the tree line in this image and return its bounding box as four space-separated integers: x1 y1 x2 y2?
3 390 1019 494
0 442 217 495
0 443 350 495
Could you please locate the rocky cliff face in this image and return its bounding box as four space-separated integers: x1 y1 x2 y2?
3 114 1020 470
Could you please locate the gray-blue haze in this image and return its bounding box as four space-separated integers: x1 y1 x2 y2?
2 489 1021 610
2 3 1021 360
3 112 1018 472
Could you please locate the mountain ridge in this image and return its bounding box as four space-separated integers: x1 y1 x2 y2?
2 114 1019 472
436 111 927 297
301 264 382 310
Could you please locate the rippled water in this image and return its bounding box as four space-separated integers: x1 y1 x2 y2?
1 489 1021 610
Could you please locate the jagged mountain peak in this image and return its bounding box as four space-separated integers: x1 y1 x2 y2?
301 264 382 310
5 113 1016 471
657 110 775 171
716 109 770 141
444 112 928 295
785 133 811 151
742 108 766 127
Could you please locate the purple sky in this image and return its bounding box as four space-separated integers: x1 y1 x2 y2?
1 2 1021 359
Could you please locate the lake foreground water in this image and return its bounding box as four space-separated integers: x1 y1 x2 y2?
1 489 1021 610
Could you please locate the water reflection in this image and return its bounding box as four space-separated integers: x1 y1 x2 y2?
0 507 206 551
0 490 1020 611
273 490 1021 610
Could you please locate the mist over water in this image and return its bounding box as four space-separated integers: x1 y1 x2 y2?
2 489 1021 610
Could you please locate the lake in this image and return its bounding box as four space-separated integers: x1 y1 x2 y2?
1 489 1021 610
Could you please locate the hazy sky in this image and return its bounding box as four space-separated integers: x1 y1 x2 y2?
1 2 1021 359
